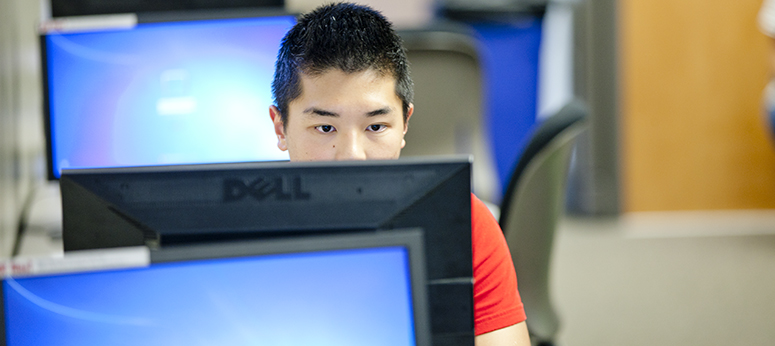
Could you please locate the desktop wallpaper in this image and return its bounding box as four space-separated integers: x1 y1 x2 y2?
3 247 416 346
45 16 294 178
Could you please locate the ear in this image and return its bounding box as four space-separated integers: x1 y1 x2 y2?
401 103 414 149
269 105 288 151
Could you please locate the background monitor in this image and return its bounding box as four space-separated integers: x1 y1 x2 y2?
40 11 295 179
60 157 475 345
1 231 430 346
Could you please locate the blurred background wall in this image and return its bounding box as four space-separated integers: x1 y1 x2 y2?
286 0 435 28
0 0 45 256
620 0 775 212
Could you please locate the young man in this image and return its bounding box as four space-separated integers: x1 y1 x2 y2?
269 3 530 345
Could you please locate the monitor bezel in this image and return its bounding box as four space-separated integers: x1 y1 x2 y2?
59 156 475 344
1 230 431 346
50 0 286 18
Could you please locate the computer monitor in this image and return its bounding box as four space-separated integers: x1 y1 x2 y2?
60 157 474 345
1 231 431 346
40 11 295 180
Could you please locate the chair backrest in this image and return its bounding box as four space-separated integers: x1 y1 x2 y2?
399 25 500 202
498 99 587 343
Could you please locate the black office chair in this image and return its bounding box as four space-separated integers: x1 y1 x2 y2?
498 100 587 346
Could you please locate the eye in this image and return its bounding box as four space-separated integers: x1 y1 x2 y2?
315 125 335 133
367 124 387 132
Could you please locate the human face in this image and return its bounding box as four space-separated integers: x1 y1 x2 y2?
270 69 412 161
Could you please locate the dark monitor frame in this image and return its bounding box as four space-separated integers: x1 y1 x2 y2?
60 156 475 345
50 0 285 18
1 230 431 346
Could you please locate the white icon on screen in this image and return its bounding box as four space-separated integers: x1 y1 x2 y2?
157 69 197 116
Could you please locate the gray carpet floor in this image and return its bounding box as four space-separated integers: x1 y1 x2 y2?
552 213 775 346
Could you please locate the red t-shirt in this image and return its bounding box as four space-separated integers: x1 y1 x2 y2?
471 194 527 335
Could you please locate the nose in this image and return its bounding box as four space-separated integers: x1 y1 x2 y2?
334 130 367 160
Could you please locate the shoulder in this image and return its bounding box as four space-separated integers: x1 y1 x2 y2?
471 194 500 237
470 194 505 259
470 193 526 335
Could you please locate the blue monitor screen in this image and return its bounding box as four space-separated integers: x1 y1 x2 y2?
3 247 417 345
43 15 295 179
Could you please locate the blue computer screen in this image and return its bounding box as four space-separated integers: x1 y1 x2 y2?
44 15 295 178
3 247 416 346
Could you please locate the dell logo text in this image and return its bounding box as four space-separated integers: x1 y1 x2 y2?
223 176 311 202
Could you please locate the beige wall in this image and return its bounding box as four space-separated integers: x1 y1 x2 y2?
620 0 775 211
0 0 44 257
285 0 434 28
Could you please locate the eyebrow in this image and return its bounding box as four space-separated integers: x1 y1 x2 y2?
366 108 391 117
304 108 338 117
303 107 392 117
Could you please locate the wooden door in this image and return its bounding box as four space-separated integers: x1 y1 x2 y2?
620 0 775 211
